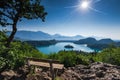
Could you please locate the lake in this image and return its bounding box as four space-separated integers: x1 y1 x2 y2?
36 42 94 54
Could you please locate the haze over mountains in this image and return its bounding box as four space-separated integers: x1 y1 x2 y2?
7 30 119 42
7 31 84 40
7 30 120 50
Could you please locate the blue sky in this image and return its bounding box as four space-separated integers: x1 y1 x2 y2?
1 0 120 39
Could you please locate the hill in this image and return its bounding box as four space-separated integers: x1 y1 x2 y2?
75 37 97 45
75 38 115 45
7 31 51 40
98 39 114 44
7 31 84 40
74 38 118 50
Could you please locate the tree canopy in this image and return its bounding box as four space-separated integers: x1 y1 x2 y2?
0 0 47 47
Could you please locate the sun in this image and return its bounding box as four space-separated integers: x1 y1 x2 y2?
81 1 89 9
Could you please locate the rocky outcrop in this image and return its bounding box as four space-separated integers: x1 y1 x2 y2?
0 62 120 80
60 62 120 80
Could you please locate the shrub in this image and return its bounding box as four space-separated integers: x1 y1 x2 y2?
0 31 47 70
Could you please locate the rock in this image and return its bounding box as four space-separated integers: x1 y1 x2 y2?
1 62 120 80
81 74 96 80
61 70 81 80
96 71 105 78
103 63 115 67
1 70 17 77
60 62 120 80
1 70 18 80
115 66 120 69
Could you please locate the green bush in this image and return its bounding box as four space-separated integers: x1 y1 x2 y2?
48 51 91 67
48 47 120 67
95 48 120 65
0 31 47 70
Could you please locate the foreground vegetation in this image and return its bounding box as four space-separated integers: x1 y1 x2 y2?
48 47 120 67
0 31 47 71
0 31 120 71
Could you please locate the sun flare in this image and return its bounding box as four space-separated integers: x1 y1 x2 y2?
81 1 89 9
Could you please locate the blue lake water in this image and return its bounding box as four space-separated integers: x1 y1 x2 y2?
36 42 94 54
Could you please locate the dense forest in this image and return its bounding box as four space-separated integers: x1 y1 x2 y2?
25 40 57 47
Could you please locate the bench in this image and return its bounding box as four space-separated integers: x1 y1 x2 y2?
26 57 64 80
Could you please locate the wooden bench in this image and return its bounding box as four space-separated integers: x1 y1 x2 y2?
26 58 64 80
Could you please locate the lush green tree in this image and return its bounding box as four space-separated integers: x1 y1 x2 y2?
95 48 120 65
0 0 47 47
0 31 7 42
0 31 47 70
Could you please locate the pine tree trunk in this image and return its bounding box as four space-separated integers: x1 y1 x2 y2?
6 22 17 47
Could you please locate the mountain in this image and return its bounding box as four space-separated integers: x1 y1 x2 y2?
52 34 84 40
98 39 114 44
90 36 105 40
7 31 52 40
7 31 84 40
75 38 115 45
74 38 117 50
74 37 97 45
116 42 120 47
114 40 120 42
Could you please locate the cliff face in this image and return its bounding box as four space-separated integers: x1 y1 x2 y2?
60 62 120 80
0 62 120 80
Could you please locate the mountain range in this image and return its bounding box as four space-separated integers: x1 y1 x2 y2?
74 37 119 50
74 37 115 45
7 31 120 50
7 30 84 40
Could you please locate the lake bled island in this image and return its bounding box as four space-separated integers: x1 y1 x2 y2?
36 42 94 54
